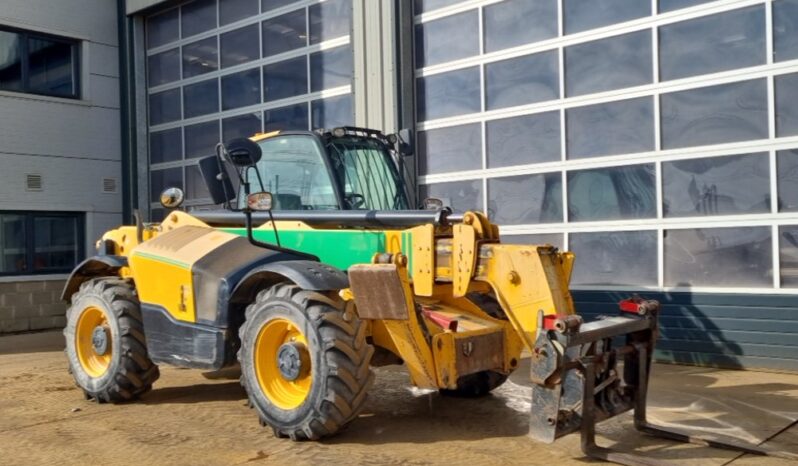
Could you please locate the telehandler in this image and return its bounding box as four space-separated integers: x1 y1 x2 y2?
62 127 793 465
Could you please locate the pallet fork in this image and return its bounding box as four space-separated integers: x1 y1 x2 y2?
529 297 798 465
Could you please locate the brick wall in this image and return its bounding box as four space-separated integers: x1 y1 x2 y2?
0 279 67 333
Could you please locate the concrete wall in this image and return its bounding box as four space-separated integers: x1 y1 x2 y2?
0 0 123 333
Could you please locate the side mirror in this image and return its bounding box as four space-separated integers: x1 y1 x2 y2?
397 128 414 156
422 197 444 211
160 187 185 209
247 192 273 211
198 155 236 205
225 137 262 167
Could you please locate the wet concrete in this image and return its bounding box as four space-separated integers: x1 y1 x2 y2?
0 330 796 465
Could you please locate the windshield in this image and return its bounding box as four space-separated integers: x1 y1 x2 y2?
326 136 409 210
244 135 339 210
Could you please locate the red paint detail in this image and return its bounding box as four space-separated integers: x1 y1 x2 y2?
421 308 458 332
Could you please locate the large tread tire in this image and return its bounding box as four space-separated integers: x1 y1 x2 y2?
64 277 160 403
238 283 374 441
440 370 508 397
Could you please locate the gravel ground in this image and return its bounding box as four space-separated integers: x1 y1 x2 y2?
0 330 796 466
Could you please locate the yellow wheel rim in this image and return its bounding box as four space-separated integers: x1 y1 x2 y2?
75 306 113 378
254 317 312 410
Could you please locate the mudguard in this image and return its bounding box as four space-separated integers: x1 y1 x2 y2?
61 255 128 301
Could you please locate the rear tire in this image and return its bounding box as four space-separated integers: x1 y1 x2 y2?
64 278 159 403
238 283 374 440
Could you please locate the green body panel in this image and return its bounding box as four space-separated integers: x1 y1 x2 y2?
223 228 389 271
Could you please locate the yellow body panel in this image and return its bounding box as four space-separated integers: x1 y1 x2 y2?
128 225 239 323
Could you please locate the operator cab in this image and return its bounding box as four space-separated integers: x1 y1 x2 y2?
239 127 411 211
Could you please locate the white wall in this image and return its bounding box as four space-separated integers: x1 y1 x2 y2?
0 0 123 259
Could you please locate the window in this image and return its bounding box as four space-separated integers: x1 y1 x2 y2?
147 8 179 49
181 0 217 38
774 0 798 63
566 97 655 159
417 67 480 121
223 113 262 142
183 78 219 118
149 88 181 125
263 56 308 102
418 124 482 175
150 128 182 164
563 0 650 34
0 27 80 98
662 153 770 217
485 51 559 110
186 165 211 201
664 227 772 287
221 68 261 110
570 231 658 286
414 0 462 14
488 173 562 225
311 94 353 129
660 79 767 149
264 103 309 131
486 111 560 168
148 48 180 87
220 24 259 68
565 30 652 97
182 37 218 78
309 0 351 45
568 164 656 221
781 225 798 287
184 120 220 159
658 6 765 81
415 11 479 68
310 45 352 92
0 212 84 276
262 9 306 58
658 0 714 12
420 180 483 213
151 167 184 200
501 233 564 249
483 0 557 53
778 149 798 212
246 136 339 210
776 73 798 137
221 0 258 26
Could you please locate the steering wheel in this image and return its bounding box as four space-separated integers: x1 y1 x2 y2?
345 193 366 209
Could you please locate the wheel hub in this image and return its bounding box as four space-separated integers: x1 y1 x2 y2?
91 326 110 355
276 342 308 381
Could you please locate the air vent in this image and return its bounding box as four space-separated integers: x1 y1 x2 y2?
102 177 118 194
25 174 43 191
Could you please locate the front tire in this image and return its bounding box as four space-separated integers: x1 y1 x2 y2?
64 278 159 402
238 283 374 440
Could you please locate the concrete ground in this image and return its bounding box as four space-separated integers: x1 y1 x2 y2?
0 331 796 466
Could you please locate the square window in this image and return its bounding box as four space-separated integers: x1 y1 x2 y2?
184 120 220 159
309 0 351 44
778 149 798 212
565 30 652 97
487 112 561 168
660 79 767 149
780 225 798 287
221 68 261 110
182 37 218 78
183 78 219 118
420 180 483 213
0 31 22 92
776 73 798 137
570 231 658 286
262 9 306 57
150 128 183 164
563 0 650 34
500 233 563 249
310 45 352 92
417 124 482 176
566 97 654 159
264 103 309 131
568 164 656 221
483 0 557 53
659 6 765 81
488 173 562 225
311 94 353 129
181 0 217 38
416 67 480 121
662 153 770 217
27 37 77 97
149 88 182 125
223 113 262 142
221 0 258 26
263 56 307 102
148 48 180 87
665 227 772 287
774 0 798 62
147 8 179 49
220 24 259 68
485 51 559 110
151 167 184 202
415 11 479 68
